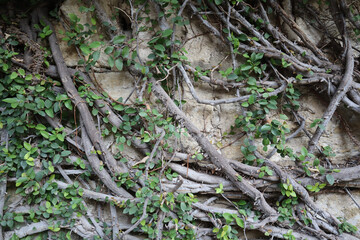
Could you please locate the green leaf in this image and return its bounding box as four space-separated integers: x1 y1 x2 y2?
245 154 256 161
119 136 126 143
16 177 27 187
48 165 54 173
241 102 249 107
113 104 124 111
40 130 49 139
122 46 130 58
92 50 100 62
247 77 256 85
310 118 322 128
45 108 54 118
235 217 244 228
238 34 247 41
14 216 24 222
10 72 18 79
44 100 52 108
326 174 334 185
92 108 99 116
68 13 78 22
115 58 123 71
260 125 271 132
18 68 25 76
35 85 45 92
139 111 147 117
118 143 124 152
125 108 137 114
108 56 114 68
24 142 32 151
180 202 187 211
143 133 151 143
248 95 255 105
221 225 229 237
300 147 308 156
80 45 91 55
61 151 71 157
36 124 46 131
104 46 114 55
249 145 257 152
162 29 173 37
57 134 65 142
25 74 32 80
160 204 169 213
279 114 288 120
154 44 165 52
54 154 61 163
89 41 101 49
34 171 44 182
255 53 264 61
241 64 252 71
224 67 232 75
215 183 223 194
318 166 326 175
50 227 61 232
64 101 73 110
296 74 303 80
113 35 126 44
313 158 319 166
222 213 233 224
90 17 96 25
7 220 13 228
237 175 243 181
3 98 18 104
24 152 31 160
227 73 238 80
306 185 314 191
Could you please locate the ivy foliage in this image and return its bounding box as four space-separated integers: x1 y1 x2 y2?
0 0 358 239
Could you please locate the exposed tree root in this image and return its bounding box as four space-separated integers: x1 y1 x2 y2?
1 0 360 239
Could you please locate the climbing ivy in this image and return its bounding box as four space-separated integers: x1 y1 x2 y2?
0 0 358 239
